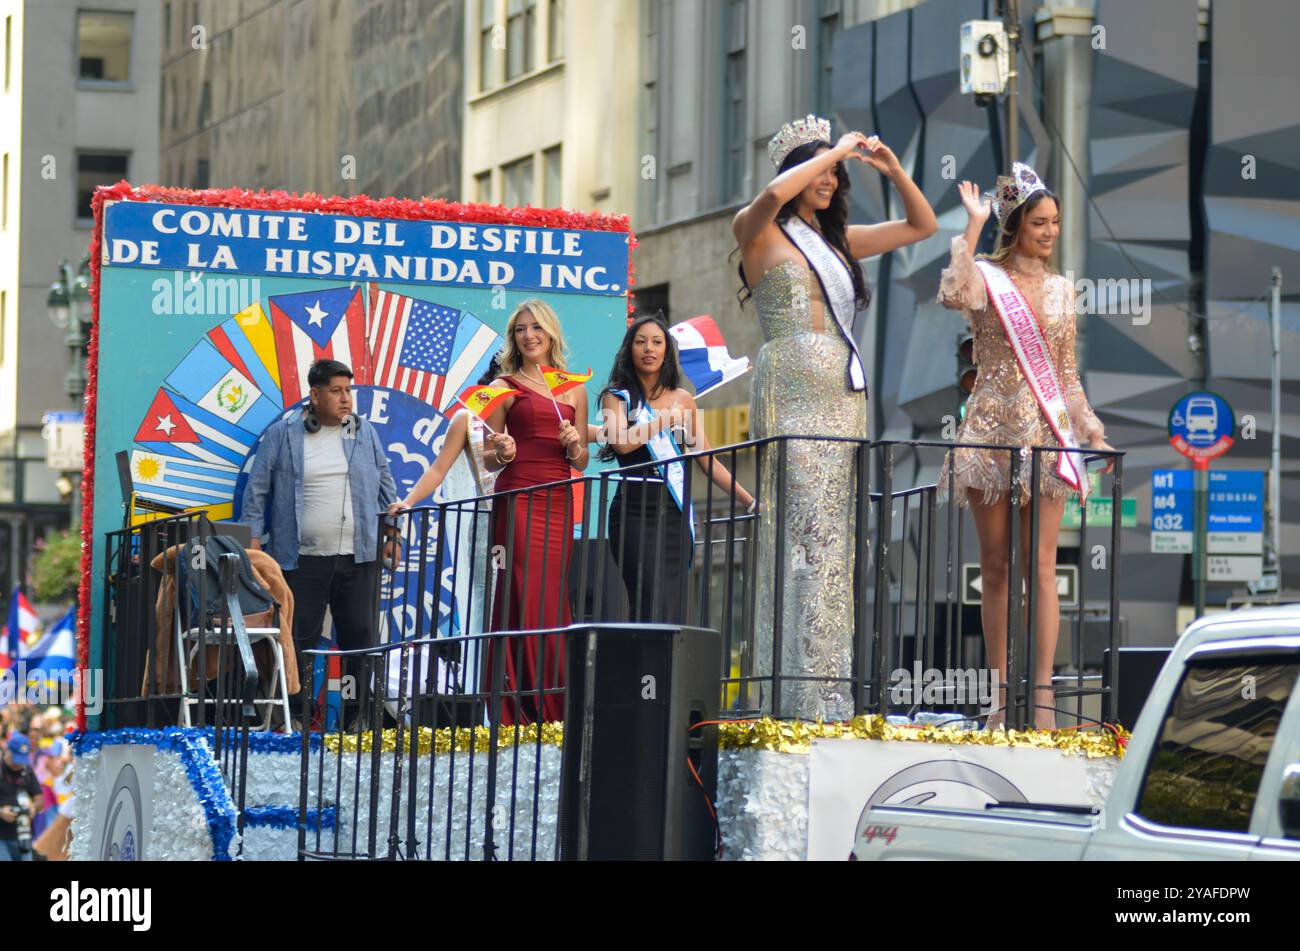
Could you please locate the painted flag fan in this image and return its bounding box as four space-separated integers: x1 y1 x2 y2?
538 366 593 396
457 384 521 421
669 315 750 398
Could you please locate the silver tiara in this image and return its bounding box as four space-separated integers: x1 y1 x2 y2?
768 115 832 169
987 162 1048 224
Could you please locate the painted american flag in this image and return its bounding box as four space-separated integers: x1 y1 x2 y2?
369 288 460 404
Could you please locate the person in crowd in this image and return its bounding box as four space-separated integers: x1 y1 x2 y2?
479 300 589 725
938 168 1114 730
732 116 936 721
241 358 400 728
598 312 753 622
0 733 44 862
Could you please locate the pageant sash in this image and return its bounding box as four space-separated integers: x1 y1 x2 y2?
974 260 1089 500
780 217 868 394
610 390 696 544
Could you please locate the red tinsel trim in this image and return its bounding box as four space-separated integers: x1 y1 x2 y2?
76 181 638 730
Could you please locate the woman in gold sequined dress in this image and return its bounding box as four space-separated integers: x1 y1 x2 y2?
732 116 937 721
938 170 1114 730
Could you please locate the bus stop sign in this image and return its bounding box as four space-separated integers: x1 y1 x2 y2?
1168 391 1234 464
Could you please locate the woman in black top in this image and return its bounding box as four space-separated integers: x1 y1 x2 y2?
598 313 754 622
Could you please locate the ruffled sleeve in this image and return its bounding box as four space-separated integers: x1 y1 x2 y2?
1058 282 1106 443
937 235 988 313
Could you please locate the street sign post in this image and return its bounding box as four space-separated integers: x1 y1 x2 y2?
1167 391 1237 619
42 410 85 471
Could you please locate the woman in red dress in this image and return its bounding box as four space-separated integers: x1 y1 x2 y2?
481 299 589 724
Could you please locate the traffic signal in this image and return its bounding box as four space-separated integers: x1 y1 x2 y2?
956 333 977 416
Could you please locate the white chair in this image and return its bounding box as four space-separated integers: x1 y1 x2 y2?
176 616 293 732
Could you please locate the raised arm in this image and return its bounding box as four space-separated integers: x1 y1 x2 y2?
937 180 991 312
390 412 469 513
846 141 938 259
732 132 872 248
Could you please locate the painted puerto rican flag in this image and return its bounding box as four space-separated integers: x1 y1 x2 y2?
268 287 370 407
668 315 750 398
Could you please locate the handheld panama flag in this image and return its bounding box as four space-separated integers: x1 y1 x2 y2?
538 365 593 421
455 384 521 434
668 315 751 398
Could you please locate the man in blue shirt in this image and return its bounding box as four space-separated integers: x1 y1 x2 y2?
241 359 399 723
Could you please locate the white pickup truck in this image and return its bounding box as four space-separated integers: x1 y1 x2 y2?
852 604 1300 860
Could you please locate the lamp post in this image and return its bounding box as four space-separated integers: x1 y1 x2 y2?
45 256 92 527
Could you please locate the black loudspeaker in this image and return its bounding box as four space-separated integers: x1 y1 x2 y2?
1105 647 1172 730
558 623 720 861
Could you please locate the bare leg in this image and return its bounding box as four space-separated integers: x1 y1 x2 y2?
969 496 1010 728
1020 494 1067 728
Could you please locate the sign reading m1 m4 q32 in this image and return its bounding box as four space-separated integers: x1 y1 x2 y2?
1151 470 1265 580
82 185 633 698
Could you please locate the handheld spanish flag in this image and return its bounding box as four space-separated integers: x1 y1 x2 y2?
455 384 520 432
538 365 593 421
539 366 593 396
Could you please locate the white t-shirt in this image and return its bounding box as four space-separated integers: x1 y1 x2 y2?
300 424 355 556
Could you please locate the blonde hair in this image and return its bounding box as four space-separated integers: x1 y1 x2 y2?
499 299 568 374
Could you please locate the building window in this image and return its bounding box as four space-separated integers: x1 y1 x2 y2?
77 10 134 84
76 152 129 225
479 0 496 93
543 146 561 207
722 0 749 202
475 170 493 203
4 16 11 91
163 2 172 54
198 80 212 128
2 153 8 229
1136 659 1299 833
502 155 534 207
506 0 536 81
548 0 565 62
194 158 210 189
816 0 840 117
1 291 7 364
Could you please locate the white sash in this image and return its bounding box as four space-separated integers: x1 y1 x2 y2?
780 217 868 393
974 260 1089 500
611 390 696 545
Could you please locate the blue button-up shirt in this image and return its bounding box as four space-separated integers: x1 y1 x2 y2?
240 413 398 571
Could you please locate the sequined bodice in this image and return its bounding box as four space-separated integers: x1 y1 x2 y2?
751 260 837 341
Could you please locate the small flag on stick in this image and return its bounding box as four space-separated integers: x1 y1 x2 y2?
536 365 593 421
455 384 521 433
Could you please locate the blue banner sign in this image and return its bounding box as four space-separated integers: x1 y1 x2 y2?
101 200 631 297
1151 469 1265 555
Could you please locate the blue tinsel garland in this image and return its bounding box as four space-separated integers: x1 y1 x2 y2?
243 805 338 831
72 727 237 860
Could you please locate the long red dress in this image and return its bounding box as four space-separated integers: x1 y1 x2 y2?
486 379 575 724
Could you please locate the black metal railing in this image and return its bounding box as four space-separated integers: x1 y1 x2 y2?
377 435 1123 732
295 629 571 861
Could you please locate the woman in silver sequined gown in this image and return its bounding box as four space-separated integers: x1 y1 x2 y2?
733 118 937 721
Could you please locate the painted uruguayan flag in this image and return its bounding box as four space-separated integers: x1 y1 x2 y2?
130 449 240 508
